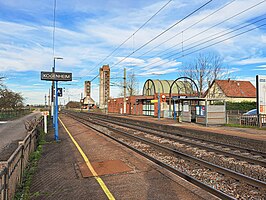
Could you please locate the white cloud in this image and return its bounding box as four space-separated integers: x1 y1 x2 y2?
1 0 266 104
256 65 266 68
261 35 266 43
252 65 266 70
236 76 256 86
115 57 145 66
143 57 181 70
234 58 266 65
139 68 178 76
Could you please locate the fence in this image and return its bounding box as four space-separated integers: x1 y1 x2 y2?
0 117 43 200
0 109 30 121
227 112 266 128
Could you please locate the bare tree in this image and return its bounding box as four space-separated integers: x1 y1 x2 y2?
118 70 139 97
179 53 229 97
126 71 139 96
0 76 5 88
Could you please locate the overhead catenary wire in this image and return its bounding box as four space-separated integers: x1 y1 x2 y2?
112 0 220 78
148 0 266 60
136 0 237 59
114 0 216 79
138 19 266 71
89 0 173 81
119 0 266 77
166 23 266 66
111 0 214 69
52 0 57 57
92 0 266 82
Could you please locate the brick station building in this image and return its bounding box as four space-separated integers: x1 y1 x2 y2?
108 78 199 118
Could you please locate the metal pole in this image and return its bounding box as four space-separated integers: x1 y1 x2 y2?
44 114 47 134
55 81 59 141
205 99 208 127
45 94 47 108
173 99 176 120
158 88 160 120
123 68 126 114
48 88 50 110
80 92 83 112
52 58 55 127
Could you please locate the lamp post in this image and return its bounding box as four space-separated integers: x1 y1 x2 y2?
53 57 63 141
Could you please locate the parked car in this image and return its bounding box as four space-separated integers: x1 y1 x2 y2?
243 109 257 115
240 109 258 126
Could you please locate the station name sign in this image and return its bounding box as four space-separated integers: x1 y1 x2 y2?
41 71 72 81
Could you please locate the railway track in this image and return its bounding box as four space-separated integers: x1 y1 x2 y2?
63 111 266 199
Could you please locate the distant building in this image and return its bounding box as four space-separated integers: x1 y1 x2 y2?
99 65 110 109
84 81 91 97
82 80 95 108
204 79 256 102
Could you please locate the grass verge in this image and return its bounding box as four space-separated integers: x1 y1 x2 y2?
13 129 46 200
224 123 266 130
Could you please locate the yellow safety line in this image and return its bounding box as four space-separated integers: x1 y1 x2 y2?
59 117 115 200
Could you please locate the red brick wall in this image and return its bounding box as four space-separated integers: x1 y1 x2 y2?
108 96 143 115
108 94 168 116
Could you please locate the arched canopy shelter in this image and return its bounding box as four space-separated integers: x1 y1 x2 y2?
141 78 200 118
169 77 199 97
142 79 178 116
169 77 200 119
142 79 180 96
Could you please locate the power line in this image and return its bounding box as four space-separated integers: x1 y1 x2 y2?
112 0 214 68
52 0 57 57
154 16 266 67
114 0 266 79
137 0 237 58
149 0 266 59
139 19 266 70
170 23 266 65
114 0 218 79
89 0 173 81
90 73 99 82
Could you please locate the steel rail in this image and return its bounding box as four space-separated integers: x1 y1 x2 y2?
63 113 235 200
64 112 266 189
79 112 266 167
78 111 266 157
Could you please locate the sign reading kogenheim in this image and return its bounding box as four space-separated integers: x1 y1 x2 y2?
256 75 266 114
41 71 72 81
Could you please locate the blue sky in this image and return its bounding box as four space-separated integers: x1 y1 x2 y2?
0 0 266 105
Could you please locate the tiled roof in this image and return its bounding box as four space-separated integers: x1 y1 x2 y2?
215 80 256 98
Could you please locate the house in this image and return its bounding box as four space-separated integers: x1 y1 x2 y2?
204 79 256 102
82 96 95 109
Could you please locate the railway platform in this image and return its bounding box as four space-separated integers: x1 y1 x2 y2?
29 114 218 200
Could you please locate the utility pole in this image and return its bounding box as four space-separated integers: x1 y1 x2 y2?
48 89 50 109
158 88 160 120
51 84 54 119
52 58 55 127
123 68 126 114
45 94 47 108
53 57 63 141
80 92 83 112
